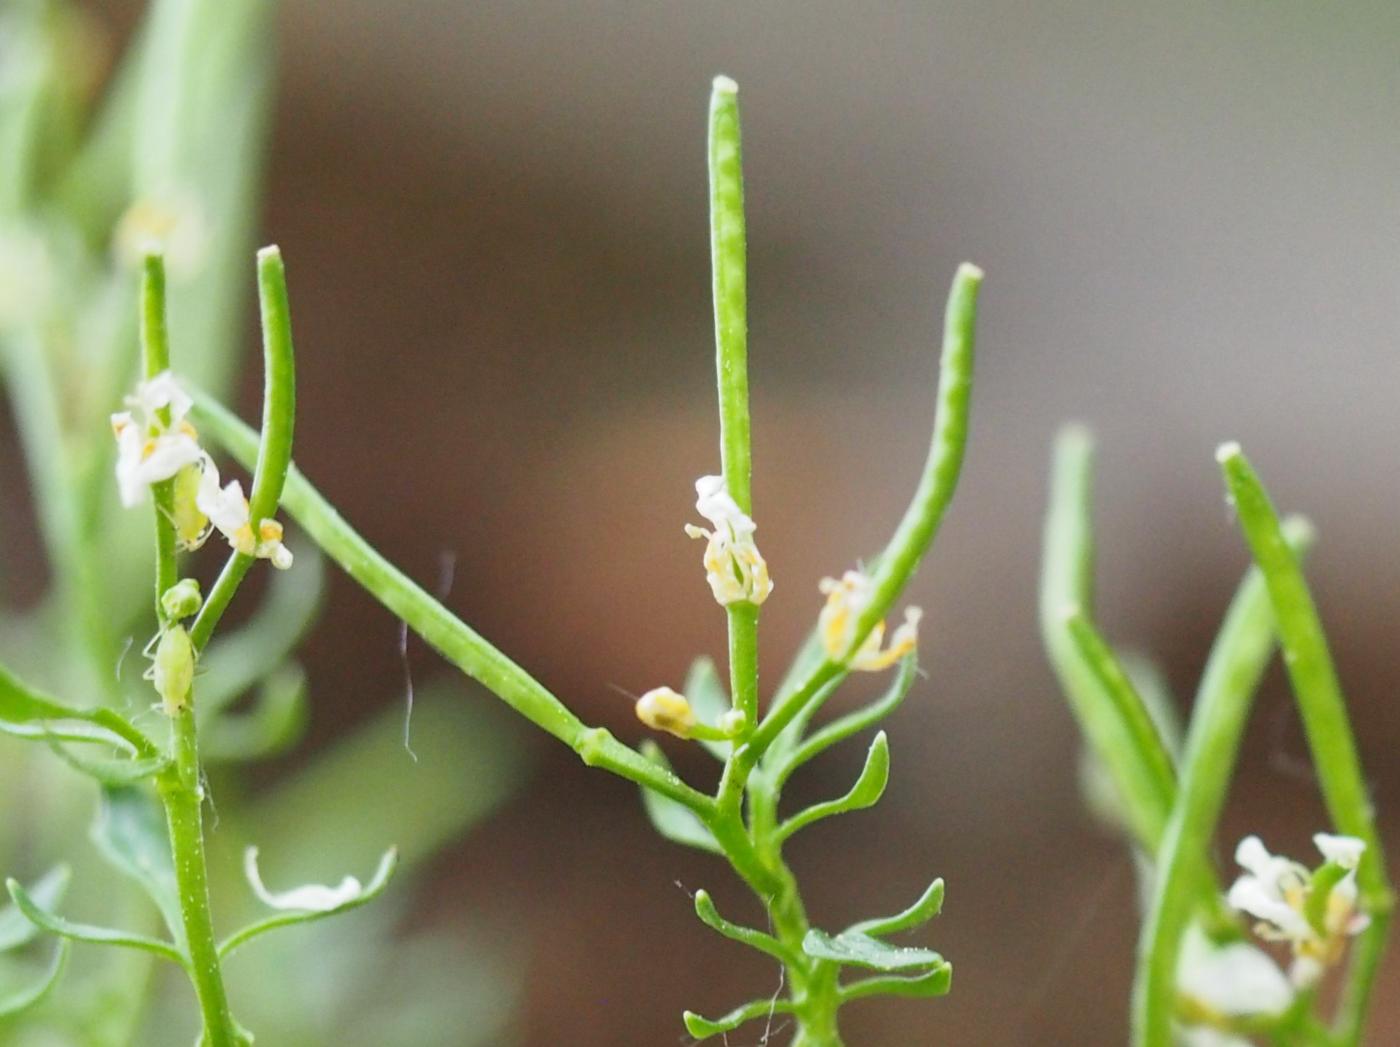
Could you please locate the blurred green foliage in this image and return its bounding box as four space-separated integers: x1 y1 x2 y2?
0 2 528 1042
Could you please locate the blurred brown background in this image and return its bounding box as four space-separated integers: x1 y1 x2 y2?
94 1 1400 1043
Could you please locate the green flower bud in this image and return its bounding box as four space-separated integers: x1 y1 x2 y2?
161 578 203 620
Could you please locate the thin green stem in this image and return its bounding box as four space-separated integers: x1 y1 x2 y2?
190 246 296 651
140 253 238 1043
141 254 179 620
1133 518 1312 1047
1217 444 1394 1043
190 395 715 818
158 713 238 1046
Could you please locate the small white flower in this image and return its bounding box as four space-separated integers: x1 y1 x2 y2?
195 460 294 570
635 687 696 739
111 371 204 508
817 569 922 672
244 847 363 912
684 475 772 606
1226 833 1369 987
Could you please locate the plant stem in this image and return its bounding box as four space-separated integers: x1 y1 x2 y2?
191 397 716 817
1133 519 1312 1047
159 716 238 1046
141 254 179 616
142 253 238 1044
1217 445 1394 1044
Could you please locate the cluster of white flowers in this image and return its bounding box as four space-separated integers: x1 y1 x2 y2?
112 372 292 570
1176 832 1369 1043
818 569 921 672
684 475 772 606
1227 833 1369 988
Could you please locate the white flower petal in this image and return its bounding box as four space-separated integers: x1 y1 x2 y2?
134 370 193 424
1227 876 1312 940
1177 924 1293 1017
1234 836 1274 880
244 847 364 912
1314 833 1365 869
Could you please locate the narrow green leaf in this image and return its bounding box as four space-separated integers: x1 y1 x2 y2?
802 927 945 972
0 662 154 756
837 963 952 1003
0 867 71 952
692 889 797 965
683 996 795 1041
638 742 722 855
0 939 69 1018
91 787 183 943
775 731 890 843
47 745 169 787
850 878 945 938
4 878 186 968
218 848 397 959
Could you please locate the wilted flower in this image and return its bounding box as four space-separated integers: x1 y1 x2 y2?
196 460 293 570
1226 833 1369 987
817 569 921 672
684 475 772 606
111 371 204 508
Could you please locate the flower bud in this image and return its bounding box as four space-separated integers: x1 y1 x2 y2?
161 578 203 620
635 687 696 739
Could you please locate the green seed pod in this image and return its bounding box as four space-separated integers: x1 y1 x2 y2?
160 578 203 620
153 624 195 715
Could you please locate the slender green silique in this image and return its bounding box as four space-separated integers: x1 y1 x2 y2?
190 397 716 818
1040 425 1175 848
190 246 297 651
140 253 240 1046
709 77 761 734
1217 445 1394 1044
748 262 982 760
1133 518 1313 1047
